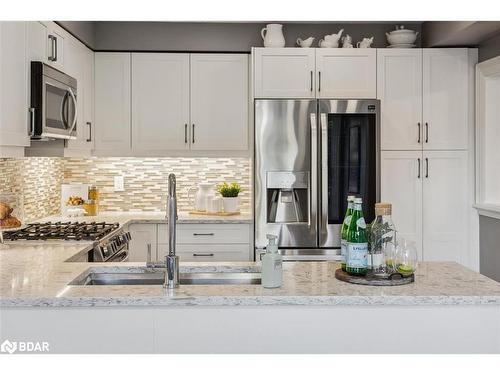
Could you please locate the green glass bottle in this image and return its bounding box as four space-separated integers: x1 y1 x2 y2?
346 197 368 276
340 195 356 271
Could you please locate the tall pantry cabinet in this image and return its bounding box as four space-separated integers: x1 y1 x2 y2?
378 48 477 269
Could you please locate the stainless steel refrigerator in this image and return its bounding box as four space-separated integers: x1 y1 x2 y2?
255 99 380 261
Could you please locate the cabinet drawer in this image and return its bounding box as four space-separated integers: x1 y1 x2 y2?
177 244 251 262
177 224 250 244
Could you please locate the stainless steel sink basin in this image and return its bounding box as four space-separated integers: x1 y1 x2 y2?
70 270 262 286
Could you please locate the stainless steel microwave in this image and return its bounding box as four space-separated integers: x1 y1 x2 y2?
30 61 77 140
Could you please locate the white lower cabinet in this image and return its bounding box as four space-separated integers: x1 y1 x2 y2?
381 150 469 265
422 151 468 264
381 151 423 258
127 223 157 262
127 223 252 262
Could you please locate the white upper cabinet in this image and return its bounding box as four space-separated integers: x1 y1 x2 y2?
46 24 64 70
83 48 94 148
0 22 30 153
378 49 423 150
315 48 376 98
423 49 469 150
190 54 249 151
253 48 315 98
422 151 468 263
27 22 48 63
64 39 93 154
94 53 131 153
381 151 423 259
131 53 190 153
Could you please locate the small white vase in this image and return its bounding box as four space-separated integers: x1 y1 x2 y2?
222 197 239 213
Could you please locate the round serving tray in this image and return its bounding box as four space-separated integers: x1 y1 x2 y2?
335 268 414 286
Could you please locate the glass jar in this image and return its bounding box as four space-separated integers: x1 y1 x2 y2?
83 199 98 216
368 202 397 277
88 185 99 201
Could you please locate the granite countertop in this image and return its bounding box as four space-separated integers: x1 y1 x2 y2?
38 211 253 225
2 239 500 307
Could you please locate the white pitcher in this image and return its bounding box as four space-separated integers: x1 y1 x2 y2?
261 24 285 47
188 183 213 211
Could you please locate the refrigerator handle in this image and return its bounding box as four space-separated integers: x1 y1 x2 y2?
320 113 328 234
310 113 317 228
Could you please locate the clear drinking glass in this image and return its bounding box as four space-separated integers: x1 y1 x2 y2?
395 238 418 277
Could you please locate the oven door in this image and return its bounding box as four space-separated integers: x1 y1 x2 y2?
41 75 77 139
318 99 380 248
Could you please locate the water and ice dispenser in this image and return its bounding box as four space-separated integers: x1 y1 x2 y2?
266 171 309 224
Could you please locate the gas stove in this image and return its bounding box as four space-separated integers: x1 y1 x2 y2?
3 221 131 262
2 221 120 241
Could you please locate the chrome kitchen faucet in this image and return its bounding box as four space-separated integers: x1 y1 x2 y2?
164 173 179 288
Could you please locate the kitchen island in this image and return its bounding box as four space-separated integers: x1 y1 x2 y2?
1 237 500 353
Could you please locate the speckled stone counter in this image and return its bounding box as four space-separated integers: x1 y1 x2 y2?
2 238 500 308
38 211 253 225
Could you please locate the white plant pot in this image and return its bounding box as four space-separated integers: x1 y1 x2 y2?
222 197 239 213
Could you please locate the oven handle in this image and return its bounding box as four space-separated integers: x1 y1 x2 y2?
67 87 78 138
320 113 328 235
107 248 129 262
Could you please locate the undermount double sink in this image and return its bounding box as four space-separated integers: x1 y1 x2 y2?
70 267 262 286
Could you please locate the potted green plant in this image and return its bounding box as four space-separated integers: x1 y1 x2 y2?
217 182 241 213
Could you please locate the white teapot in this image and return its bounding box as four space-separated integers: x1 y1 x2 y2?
296 36 315 48
357 36 374 48
188 183 214 211
261 24 286 47
341 34 353 48
319 29 344 48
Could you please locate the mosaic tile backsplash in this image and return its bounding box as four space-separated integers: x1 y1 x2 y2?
0 158 64 221
0 157 252 221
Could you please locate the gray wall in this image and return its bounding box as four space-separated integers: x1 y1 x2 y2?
480 216 500 282
57 21 96 48
64 22 422 51
478 32 500 62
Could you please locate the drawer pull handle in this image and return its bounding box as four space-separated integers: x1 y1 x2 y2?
193 253 214 257
193 233 215 236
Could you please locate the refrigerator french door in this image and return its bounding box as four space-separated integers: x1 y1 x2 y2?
318 100 380 248
255 99 379 260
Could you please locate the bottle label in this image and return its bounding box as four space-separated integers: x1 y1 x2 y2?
347 242 368 268
344 215 352 226
356 217 366 229
340 239 347 262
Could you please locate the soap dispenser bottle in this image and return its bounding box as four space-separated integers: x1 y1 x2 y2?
262 234 283 288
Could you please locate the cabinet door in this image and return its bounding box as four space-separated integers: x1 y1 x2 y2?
0 22 29 148
128 224 157 262
131 53 189 153
378 49 423 150
157 224 170 261
83 48 94 148
94 53 131 152
64 40 87 152
253 48 315 98
27 21 48 63
422 151 468 263
423 49 469 150
381 151 423 258
316 49 376 98
190 54 248 151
